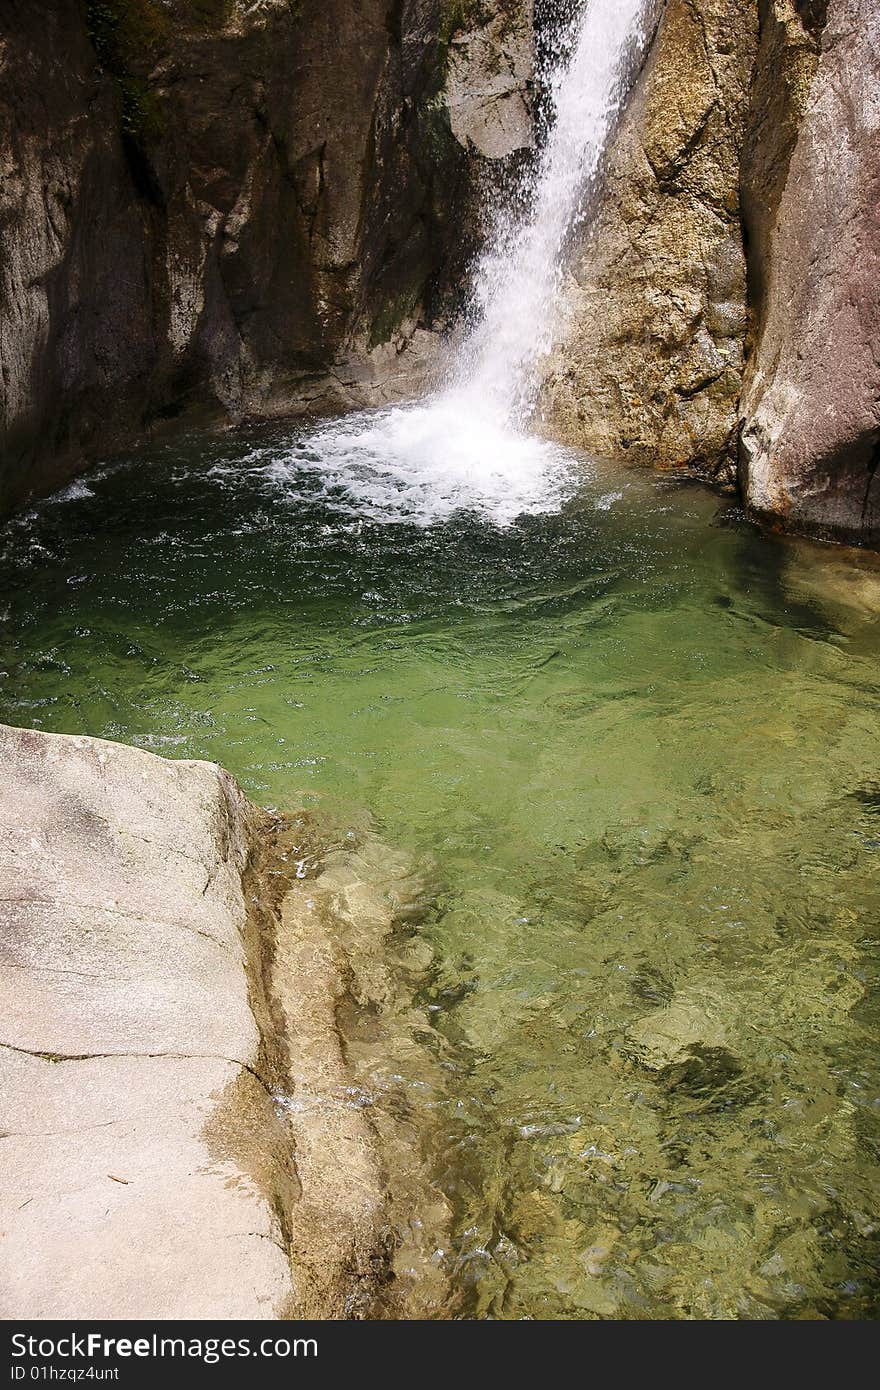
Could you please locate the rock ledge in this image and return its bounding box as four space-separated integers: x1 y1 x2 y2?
0 723 415 1319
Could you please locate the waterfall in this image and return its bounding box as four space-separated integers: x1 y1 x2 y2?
450 0 655 428
283 0 655 525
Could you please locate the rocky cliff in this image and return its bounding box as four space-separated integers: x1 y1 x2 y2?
739 0 880 544
541 0 878 544
541 0 758 484
0 0 533 514
1 0 878 545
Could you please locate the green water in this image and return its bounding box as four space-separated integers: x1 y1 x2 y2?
2 422 879 1319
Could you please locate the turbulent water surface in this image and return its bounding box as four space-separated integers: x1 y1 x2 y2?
1 425 879 1319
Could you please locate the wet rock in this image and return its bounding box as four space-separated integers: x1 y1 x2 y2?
275 832 453 1319
659 1043 747 1100
625 990 729 1071
625 988 754 1106
778 539 880 636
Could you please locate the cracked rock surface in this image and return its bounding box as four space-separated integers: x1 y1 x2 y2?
540 0 758 480
0 723 294 1317
0 723 406 1319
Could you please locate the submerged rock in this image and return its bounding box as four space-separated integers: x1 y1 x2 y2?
0 723 444 1319
625 989 729 1071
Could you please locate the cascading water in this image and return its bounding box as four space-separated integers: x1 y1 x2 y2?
269 0 655 525
450 0 654 428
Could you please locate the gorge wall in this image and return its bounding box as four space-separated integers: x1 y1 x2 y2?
0 0 533 513
0 0 877 545
540 0 758 484
739 0 880 544
541 0 878 545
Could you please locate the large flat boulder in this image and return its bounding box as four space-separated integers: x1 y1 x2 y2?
0 723 296 1318
0 723 421 1319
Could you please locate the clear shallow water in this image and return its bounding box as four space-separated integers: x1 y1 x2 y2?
1 418 879 1319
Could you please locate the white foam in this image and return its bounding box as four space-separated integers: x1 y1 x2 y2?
449 0 655 424
49 480 95 504
260 399 577 527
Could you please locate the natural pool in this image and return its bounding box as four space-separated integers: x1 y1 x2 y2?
1 415 878 1319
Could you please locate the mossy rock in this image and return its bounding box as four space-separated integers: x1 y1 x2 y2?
85 1 238 143
85 2 170 143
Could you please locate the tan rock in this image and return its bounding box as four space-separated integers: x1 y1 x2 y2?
625 989 729 1071
540 0 758 481
446 2 535 159
0 724 295 1318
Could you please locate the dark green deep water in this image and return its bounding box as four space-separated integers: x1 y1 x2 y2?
2 419 879 1318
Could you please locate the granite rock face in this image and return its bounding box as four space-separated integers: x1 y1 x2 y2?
0 723 438 1319
540 0 758 482
541 0 878 540
0 724 296 1318
446 1 535 159
0 2 156 515
739 0 880 544
0 0 534 515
